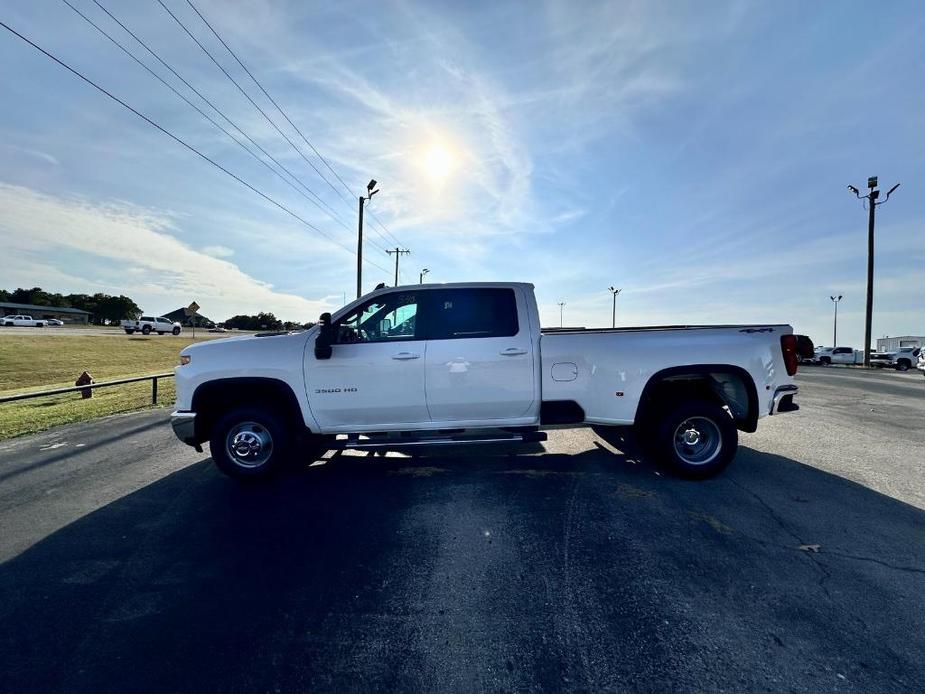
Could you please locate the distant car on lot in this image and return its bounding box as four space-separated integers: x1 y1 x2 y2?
814 346 859 365
1 314 47 327
208 326 227 333
871 346 921 371
121 316 182 335
45 318 64 326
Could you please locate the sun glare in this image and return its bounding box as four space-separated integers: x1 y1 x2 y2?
422 143 456 183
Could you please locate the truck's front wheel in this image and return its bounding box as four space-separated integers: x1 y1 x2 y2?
655 400 737 479
210 407 293 480
141 325 152 335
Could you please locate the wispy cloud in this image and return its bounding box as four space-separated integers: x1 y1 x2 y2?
1 143 59 166
0 184 331 321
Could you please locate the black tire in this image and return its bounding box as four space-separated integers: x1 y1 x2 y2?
209 406 293 481
819 357 831 366
141 325 152 335
896 360 910 372
653 400 738 479
172 327 181 336
124 329 135 335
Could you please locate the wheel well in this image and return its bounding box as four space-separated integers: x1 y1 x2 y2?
191 378 303 443
636 366 759 433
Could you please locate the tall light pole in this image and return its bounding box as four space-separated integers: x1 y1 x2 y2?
558 301 566 328
386 248 410 286
419 268 429 284
357 179 379 298
847 177 900 366
830 294 842 347
608 286 622 328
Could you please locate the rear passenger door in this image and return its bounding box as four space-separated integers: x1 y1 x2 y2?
423 287 538 424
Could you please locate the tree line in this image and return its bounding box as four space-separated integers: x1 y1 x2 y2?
1 287 312 330
0 287 141 325
223 312 313 332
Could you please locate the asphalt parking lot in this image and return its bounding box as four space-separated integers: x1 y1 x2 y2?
0 367 922 692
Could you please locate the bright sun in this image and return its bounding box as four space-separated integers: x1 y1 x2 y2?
422 143 456 182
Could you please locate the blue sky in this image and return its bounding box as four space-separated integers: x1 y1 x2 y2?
1 0 922 346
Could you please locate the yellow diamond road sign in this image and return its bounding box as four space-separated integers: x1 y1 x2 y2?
187 301 200 314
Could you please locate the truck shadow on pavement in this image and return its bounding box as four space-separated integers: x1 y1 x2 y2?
1 442 923 692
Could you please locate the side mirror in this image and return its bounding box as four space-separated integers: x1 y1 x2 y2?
314 312 333 360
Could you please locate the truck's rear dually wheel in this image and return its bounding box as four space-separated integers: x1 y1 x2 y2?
654 400 737 479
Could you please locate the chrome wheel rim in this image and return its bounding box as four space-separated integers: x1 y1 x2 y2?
226 421 273 468
673 416 722 465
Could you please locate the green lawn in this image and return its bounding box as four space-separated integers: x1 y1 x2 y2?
0 335 213 440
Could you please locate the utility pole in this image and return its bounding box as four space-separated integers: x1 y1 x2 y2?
419 268 429 284
357 179 379 298
847 177 900 366
387 248 410 286
830 294 842 346
558 301 566 328
608 286 622 328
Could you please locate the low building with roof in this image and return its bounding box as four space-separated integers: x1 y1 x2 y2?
0 301 91 324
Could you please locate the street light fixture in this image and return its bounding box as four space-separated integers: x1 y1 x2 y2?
608 286 622 329
830 294 842 347
419 268 430 284
557 301 566 328
356 179 380 298
846 176 900 365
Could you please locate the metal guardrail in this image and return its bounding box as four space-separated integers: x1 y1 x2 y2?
0 373 174 405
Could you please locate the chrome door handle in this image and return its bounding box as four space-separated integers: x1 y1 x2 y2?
500 348 527 356
392 352 420 360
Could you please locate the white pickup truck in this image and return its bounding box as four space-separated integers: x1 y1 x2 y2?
172 282 805 481
1 314 47 327
121 315 182 335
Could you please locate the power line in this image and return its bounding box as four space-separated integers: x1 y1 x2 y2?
184 0 353 205
89 0 350 231
154 0 354 222
61 0 354 236
0 18 393 277
181 0 408 252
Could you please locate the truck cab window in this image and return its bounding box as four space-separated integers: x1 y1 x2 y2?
334 293 420 344
427 288 518 340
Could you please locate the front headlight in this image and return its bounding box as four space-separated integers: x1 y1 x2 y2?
179 354 191 366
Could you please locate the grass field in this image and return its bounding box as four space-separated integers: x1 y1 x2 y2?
0 335 216 440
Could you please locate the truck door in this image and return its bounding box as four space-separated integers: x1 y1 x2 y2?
305 290 429 431
423 287 538 424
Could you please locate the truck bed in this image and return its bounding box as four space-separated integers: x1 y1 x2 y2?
539 323 793 426
541 324 789 334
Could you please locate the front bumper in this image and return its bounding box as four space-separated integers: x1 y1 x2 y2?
770 385 799 414
170 411 197 445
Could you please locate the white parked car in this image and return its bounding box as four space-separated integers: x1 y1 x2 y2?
121 316 182 335
871 346 921 371
171 282 803 481
46 318 64 326
1 314 47 327
917 350 925 377
814 346 859 365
